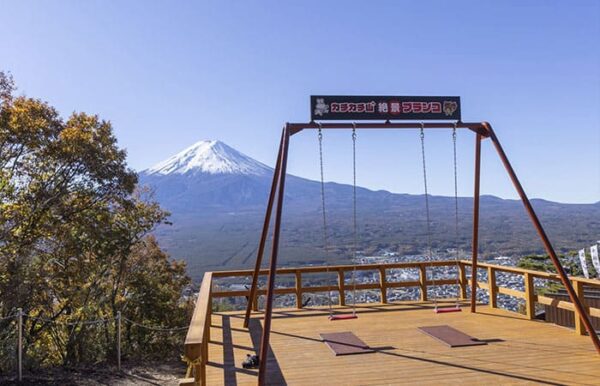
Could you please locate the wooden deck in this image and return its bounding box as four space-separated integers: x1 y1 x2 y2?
206 301 600 385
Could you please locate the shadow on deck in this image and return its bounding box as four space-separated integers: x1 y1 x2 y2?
205 301 600 385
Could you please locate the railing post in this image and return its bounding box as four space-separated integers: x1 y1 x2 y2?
197 341 207 385
295 270 302 309
379 267 387 304
338 270 346 306
488 267 497 309
524 272 535 320
573 279 587 336
116 311 121 371
459 263 467 299
17 308 22 382
207 285 212 344
419 265 428 302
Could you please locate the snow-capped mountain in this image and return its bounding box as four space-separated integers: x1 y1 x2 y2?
139 140 287 212
145 140 272 176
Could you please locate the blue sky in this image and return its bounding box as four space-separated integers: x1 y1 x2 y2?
2 0 599 203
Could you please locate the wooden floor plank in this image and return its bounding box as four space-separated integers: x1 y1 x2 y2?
204 301 600 385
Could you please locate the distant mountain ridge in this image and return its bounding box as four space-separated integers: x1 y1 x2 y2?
139 140 600 280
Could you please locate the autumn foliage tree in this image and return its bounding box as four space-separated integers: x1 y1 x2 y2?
0 71 191 370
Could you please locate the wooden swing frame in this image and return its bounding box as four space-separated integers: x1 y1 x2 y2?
241 121 600 385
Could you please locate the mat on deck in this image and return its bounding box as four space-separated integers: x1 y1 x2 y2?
418 325 488 348
320 331 375 356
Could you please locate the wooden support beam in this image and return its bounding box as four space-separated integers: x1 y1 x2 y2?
471 133 482 313
244 131 285 328
258 126 290 385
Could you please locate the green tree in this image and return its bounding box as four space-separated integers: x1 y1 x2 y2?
0 71 191 370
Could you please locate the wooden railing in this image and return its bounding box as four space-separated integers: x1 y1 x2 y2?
182 272 212 386
181 260 600 385
211 260 461 306
462 260 600 335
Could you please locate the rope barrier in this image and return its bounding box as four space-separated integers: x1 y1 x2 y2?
4 310 189 382
28 316 113 326
4 313 188 331
123 317 188 332
0 314 16 321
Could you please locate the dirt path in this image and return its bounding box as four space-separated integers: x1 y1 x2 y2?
0 360 184 385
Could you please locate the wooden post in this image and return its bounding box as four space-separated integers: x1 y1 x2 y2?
524 273 535 320
198 336 207 384
574 279 587 336
458 263 467 300
471 133 482 313
486 122 600 353
295 270 302 309
258 126 290 386
487 267 497 309
379 267 387 304
338 270 346 306
419 265 428 302
244 131 285 328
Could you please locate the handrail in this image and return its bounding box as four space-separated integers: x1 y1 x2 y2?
210 261 462 308
211 260 600 334
460 260 600 334
212 260 457 277
460 260 563 280
183 272 212 385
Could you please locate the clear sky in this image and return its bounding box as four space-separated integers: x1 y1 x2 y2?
2 1 599 203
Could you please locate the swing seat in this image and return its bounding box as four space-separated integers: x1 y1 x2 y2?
329 314 358 321
434 306 462 314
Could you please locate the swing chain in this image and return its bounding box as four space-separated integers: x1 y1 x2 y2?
420 124 436 307
318 127 328 253
452 124 459 260
419 125 433 262
351 123 358 312
318 126 334 314
452 123 461 306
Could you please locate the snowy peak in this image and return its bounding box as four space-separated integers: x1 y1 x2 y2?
145 140 272 176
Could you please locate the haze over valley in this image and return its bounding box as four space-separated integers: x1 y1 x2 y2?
140 140 600 280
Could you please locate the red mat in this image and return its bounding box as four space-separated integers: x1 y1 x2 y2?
418 325 487 348
320 332 374 356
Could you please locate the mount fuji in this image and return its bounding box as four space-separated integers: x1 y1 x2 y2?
139 140 600 280
140 140 331 212
145 140 272 177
